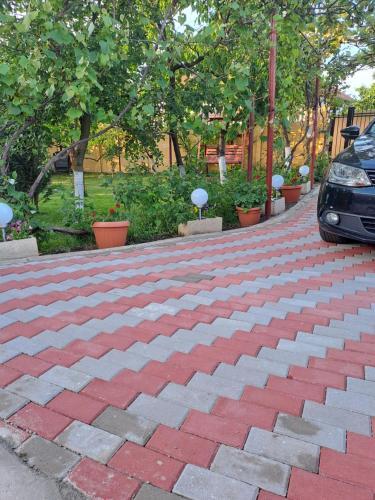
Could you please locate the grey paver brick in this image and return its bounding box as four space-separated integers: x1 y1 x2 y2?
277 339 326 358
0 347 18 364
0 388 28 418
274 413 345 452
158 383 217 413
214 363 268 388
211 444 290 496
3 337 45 356
17 436 80 479
244 427 320 472
6 375 62 406
93 406 157 444
173 464 258 500
135 484 185 500
365 366 375 382
151 335 195 353
127 394 188 428
347 377 375 398
101 349 150 371
326 388 375 416
312 325 360 340
257 347 308 367
40 366 93 392
55 420 123 464
71 356 123 381
302 400 371 436
127 341 171 362
296 332 344 349
187 373 244 400
237 355 289 377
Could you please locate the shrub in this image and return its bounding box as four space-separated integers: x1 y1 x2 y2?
315 152 330 182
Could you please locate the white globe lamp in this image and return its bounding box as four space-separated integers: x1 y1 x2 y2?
0 202 13 241
272 175 284 190
191 188 208 220
299 165 310 177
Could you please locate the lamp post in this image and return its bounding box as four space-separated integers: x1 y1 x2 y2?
191 188 208 220
265 15 277 218
0 203 13 241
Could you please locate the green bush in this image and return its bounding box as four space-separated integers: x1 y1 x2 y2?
314 153 330 182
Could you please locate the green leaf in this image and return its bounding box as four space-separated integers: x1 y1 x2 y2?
142 104 154 116
0 63 9 75
88 22 95 36
67 108 83 120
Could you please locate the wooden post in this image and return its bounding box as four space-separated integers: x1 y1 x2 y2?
247 95 255 181
310 76 320 187
265 16 276 218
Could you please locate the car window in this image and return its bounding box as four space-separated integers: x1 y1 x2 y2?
367 122 375 135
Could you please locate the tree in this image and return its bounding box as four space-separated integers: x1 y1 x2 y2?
355 82 375 110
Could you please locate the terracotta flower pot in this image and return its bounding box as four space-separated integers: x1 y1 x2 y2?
280 185 302 203
236 207 261 227
92 221 130 249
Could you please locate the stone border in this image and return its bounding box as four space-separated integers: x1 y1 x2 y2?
0 187 319 266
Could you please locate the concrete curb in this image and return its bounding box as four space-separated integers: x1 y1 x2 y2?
0 187 319 266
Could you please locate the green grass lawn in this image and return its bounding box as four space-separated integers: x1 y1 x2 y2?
33 173 115 254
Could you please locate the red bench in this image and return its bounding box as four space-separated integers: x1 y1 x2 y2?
204 144 243 164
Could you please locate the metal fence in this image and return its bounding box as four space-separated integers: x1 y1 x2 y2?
330 107 375 158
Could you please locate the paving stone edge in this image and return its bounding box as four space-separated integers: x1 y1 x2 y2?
0 186 320 266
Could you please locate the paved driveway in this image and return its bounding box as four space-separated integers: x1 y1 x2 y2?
0 192 375 500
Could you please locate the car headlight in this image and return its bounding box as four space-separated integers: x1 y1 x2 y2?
328 162 371 187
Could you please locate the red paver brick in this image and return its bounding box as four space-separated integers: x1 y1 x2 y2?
65 340 111 358
233 331 278 348
191 344 239 364
5 354 52 377
258 491 284 500
141 360 195 385
146 425 217 467
267 375 326 403
288 467 372 500
92 333 135 350
212 397 276 429
0 365 22 387
181 410 248 448
168 352 218 374
68 458 140 500
308 357 363 378
347 433 375 461
328 348 375 366
252 325 296 340
345 340 375 355
36 347 82 367
109 441 184 491
47 390 107 424
320 448 375 492
81 379 138 409
9 403 71 440
241 386 303 416
213 338 260 356
112 369 166 396
288 365 346 389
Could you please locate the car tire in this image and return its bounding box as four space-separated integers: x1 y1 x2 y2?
319 227 349 244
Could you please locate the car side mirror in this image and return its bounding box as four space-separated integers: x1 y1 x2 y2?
340 125 360 140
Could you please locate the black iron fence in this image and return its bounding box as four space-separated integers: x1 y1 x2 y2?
329 107 375 158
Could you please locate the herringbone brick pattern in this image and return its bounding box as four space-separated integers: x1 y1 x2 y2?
1 193 375 499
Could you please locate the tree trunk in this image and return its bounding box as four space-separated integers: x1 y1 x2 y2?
218 129 227 184
281 122 292 167
170 131 185 176
70 113 91 208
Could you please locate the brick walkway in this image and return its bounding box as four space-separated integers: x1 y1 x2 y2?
0 192 375 499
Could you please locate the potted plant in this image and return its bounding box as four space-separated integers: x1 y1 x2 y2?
0 219 38 260
92 204 130 249
234 180 267 227
279 168 302 203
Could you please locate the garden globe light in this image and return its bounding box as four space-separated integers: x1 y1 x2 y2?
191 188 208 220
272 175 284 190
299 165 310 177
0 202 13 241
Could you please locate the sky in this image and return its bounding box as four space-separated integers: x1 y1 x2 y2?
345 68 374 97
